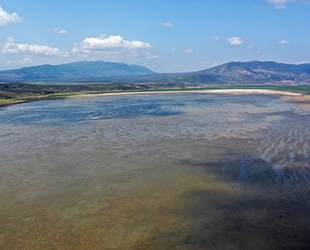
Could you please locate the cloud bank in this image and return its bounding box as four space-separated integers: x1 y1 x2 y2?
1 35 153 63
2 38 67 57
72 35 152 57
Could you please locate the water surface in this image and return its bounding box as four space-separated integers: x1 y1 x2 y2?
1 93 310 249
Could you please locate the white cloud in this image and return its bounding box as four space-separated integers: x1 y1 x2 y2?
173 64 183 68
171 48 177 51
264 0 295 9
277 40 291 44
0 6 22 26
247 45 254 49
227 37 244 45
185 48 194 53
2 38 67 57
212 36 220 41
53 28 68 34
256 50 262 54
72 35 152 58
161 22 174 27
146 55 160 60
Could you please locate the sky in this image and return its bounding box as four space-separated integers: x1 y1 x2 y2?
0 0 309 73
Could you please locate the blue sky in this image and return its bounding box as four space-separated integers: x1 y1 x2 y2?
0 0 309 72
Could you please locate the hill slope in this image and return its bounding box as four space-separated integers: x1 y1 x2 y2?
176 61 310 84
0 61 156 82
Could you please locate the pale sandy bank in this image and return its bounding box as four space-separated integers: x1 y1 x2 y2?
68 89 302 99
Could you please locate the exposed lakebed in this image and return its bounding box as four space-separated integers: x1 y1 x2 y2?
1 93 310 249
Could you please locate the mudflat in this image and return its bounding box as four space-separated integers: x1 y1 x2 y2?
1 92 310 249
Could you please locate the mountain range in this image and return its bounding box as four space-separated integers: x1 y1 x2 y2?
1 60 310 84
0 61 158 82
176 61 310 84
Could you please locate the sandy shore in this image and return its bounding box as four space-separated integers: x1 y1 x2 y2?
68 89 303 99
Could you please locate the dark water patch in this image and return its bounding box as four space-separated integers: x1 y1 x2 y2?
0 93 286 127
0 95 186 126
178 140 310 250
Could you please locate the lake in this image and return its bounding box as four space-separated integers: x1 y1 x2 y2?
1 93 310 250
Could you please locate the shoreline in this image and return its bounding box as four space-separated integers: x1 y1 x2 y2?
67 89 302 99
1 88 308 108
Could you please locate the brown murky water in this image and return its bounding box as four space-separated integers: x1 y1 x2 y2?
1 93 310 249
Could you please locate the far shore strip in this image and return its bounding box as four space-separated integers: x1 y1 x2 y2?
1 89 309 108
68 89 302 99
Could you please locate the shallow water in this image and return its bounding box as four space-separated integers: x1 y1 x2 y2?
1 93 310 249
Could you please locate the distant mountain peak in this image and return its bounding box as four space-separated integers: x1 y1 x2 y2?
0 61 156 81
175 61 310 84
